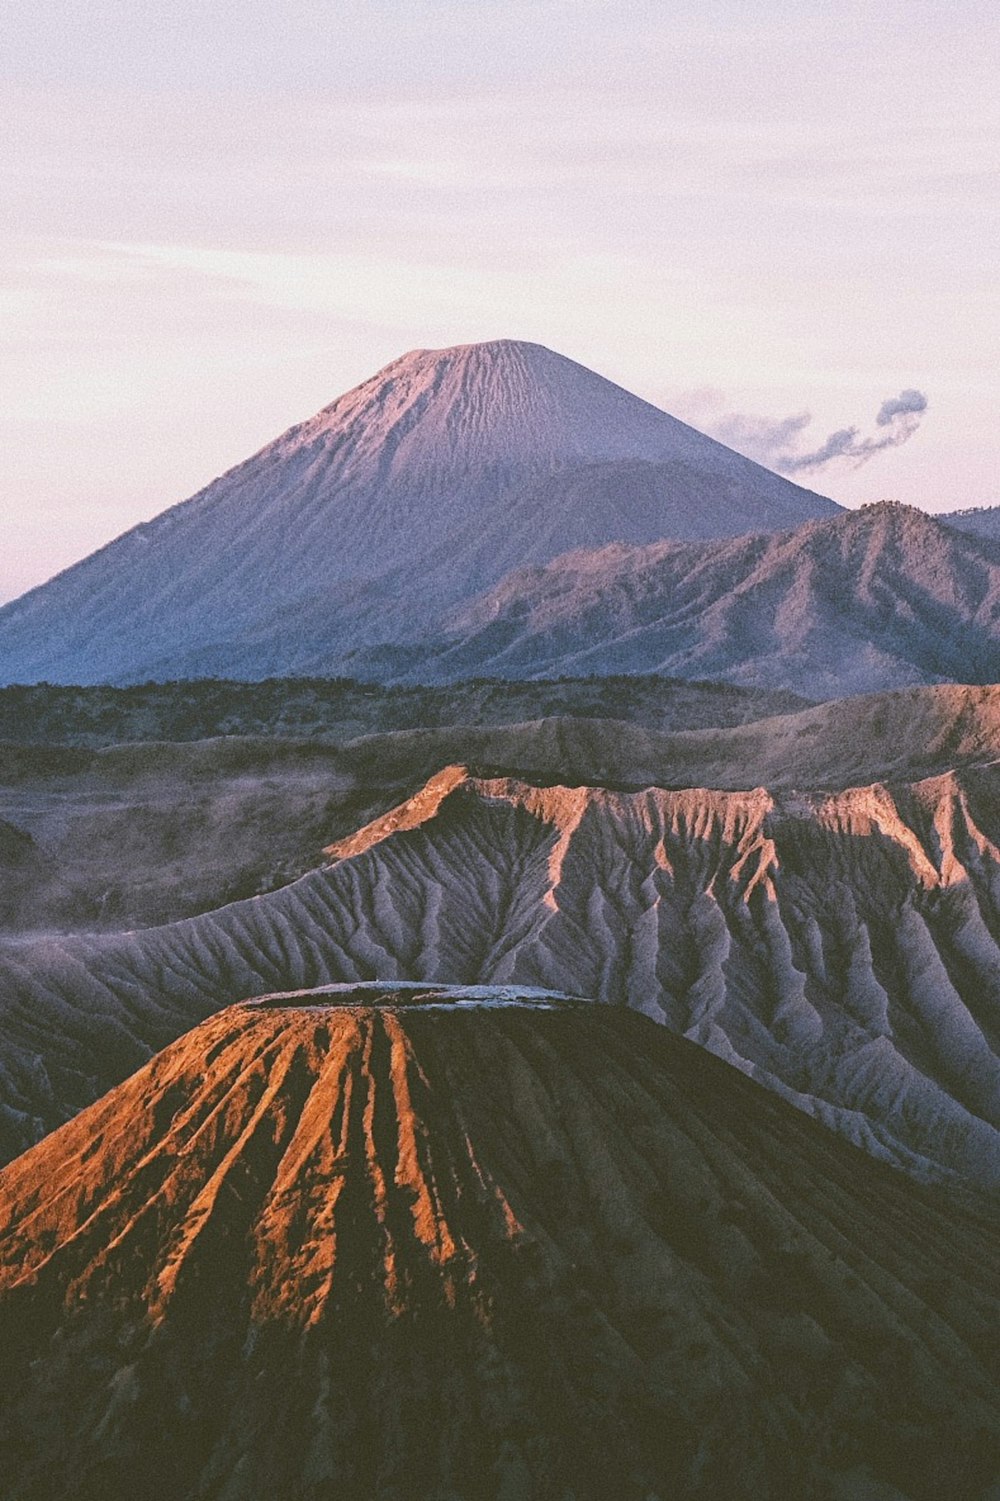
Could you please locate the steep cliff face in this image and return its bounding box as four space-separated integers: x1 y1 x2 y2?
0 990 996 1501
3 683 999 934
1 767 999 1188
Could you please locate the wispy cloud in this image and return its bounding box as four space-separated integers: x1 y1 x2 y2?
703 391 929 474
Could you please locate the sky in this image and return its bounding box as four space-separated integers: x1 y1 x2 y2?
2 0 998 602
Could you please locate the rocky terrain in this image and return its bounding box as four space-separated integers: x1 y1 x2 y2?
367 503 1000 695
2 725 999 1188
0 340 834 687
0 326 997 1493
0 986 996 1501
0 682 996 934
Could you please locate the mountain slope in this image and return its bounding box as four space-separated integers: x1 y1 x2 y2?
0 340 835 685
368 502 1000 695
2 761 999 1188
942 506 1000 542
0 988 997 1501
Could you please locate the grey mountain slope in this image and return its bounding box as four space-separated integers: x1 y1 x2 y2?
2 754 999 1191
142 454 842 683
942 506 1000 542
0 339 835 686
352 501 1000 695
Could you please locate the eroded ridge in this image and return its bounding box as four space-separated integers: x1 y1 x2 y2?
248 981 588 1010
1 768 999 1189
0 996 997 1500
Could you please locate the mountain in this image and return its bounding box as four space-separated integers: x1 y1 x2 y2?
1 682 998 936
363 502 1000 696
0 340 836 685
2 682 999 939
3 750 1000 1187
1 986 997 1501
942 506 1000 542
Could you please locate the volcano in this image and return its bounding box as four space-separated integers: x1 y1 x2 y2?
0 984 997 1500
0 340 836 685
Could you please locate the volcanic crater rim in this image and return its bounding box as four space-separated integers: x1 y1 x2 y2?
244 981 594 1011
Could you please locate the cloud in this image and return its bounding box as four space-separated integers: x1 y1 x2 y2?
704 409 812 461
777 427 862 473
704 390 929 475
876 388 928 426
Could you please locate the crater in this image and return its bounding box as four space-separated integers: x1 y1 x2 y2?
245 981 592 1011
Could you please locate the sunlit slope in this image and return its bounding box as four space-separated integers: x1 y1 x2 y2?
2 684 1000 933
0 990 996 1501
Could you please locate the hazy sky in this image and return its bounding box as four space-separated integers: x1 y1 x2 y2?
2 0 998 601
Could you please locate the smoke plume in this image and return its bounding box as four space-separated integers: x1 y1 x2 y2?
706 389 928 475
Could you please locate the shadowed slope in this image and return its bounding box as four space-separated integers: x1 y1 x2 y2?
0 674 811 749
0 991 997 1501
943 506 1000 542
2 767 1000 1189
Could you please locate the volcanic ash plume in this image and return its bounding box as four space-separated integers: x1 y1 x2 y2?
707 389 928 474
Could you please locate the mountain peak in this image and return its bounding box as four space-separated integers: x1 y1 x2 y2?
291 335 703 475
395 336 553 362
406 498 1000 695
854 498 943 528
0 340 837 685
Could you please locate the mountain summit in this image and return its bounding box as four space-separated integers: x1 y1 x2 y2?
0 339 836 685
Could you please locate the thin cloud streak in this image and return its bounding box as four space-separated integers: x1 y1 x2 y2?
704 392 930 475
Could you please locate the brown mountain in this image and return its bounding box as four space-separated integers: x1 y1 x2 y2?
0 985 997 1501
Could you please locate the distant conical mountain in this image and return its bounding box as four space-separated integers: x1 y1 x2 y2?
0 340 836 685
1 985 997 1500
